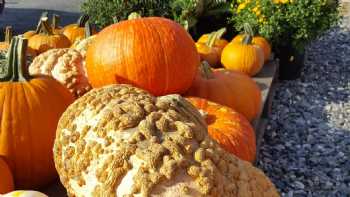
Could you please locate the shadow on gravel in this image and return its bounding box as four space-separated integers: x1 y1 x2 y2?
0 8 80 36
258 26 350 196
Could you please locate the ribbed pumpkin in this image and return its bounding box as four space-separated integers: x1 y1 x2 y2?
196 28 228 67
233 35 271 62
187 97 256 162
86 16 199 96
0 37 74 188
0 157 14 194
63 14 95 44
0 26 12 51
221 34 264 76
185 62 262 121
28 17 71 55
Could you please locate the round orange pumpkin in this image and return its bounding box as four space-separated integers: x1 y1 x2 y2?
0 26 12 51
185 62 262 121
28 17 71 55
187 97 256 162
221 34 264 76
86 17 199 96
196 28 228 67
63 14 95 44
0 157 14 194
232 35 271 62
0 37 74 188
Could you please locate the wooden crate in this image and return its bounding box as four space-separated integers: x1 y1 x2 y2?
252 60 279 163
40 60 280 196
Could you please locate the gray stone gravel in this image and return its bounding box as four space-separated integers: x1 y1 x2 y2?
258 3 350 197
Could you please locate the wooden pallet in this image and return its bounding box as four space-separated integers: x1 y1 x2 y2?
40 60 280 196
252 60 279 164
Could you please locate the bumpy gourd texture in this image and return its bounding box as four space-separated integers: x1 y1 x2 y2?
29 48 91 97
54 84 279 197
71 35 96 58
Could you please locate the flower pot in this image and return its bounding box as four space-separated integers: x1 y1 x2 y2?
275 45 305 80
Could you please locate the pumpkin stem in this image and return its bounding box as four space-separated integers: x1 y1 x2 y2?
77 14 89 27
39 17 53 35
128 12 142 20
85 21 92 38
35 11 48 34
0 37 31 82
206 27 226 47
242 34 253 45
243 23 254 37
200 61 214 79
4 26 12 44
52 14 60 30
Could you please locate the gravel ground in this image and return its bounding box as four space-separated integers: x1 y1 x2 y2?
258 3 350 197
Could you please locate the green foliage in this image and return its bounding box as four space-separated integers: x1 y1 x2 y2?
230 0 340 52
81 0 230 32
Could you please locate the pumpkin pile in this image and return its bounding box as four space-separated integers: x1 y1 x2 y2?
0 13 278 197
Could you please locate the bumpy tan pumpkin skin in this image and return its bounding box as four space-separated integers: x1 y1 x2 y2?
29 48 91 97
54 84 279 197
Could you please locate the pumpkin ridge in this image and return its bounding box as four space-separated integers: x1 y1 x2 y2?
152 19 170 94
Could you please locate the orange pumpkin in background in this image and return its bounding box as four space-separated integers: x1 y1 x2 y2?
0 37 74 188
221 34 264 76
185 62 262 121
187 97 256 162
196 28 228 67
28 17 71 55
232 35 271 62
86 16 199 96
0 157 14 194
63 14 95 44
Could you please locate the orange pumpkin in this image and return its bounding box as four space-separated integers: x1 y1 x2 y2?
0 37 74 188
185 62 262 121
28 17 71 55
232 23 271 62
0 26 12 51
221 34 264 76
63 14 95 44
86 16 199 96
232 35 271 62
22 12 48 39
0 157 14 194
187 97 256 162
196 28 228 67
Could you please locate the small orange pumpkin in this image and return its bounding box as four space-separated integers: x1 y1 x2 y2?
187 97 256 162
221 33 264 76
0 26 12 51
0 157 14 194
232 23 271 62
196 28 228 67
63 14 95 44
185 62 262 121
28 17 71 55
0 37 74 188
22 12 48 39
86 16 199 96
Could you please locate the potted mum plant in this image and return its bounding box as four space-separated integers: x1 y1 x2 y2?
231 0 340 79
